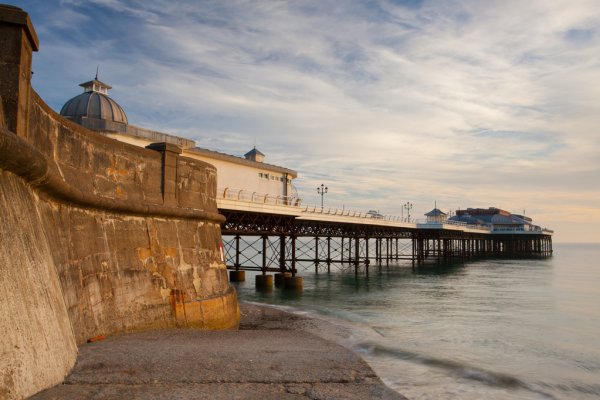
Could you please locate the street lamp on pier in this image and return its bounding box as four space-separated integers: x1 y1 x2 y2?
404 202 413 222
317 184 328 209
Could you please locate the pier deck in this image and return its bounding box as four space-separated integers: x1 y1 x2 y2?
216 191 553 285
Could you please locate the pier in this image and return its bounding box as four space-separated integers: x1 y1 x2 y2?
217 188 554 289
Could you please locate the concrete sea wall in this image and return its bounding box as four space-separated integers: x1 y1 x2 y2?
0 5 239 399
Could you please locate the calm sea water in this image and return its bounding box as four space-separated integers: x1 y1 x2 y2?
233 243 600 400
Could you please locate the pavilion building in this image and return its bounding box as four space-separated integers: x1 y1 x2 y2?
449 207 544 232
60 77 299 203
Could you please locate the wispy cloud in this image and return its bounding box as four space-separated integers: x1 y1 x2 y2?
12 0 600 242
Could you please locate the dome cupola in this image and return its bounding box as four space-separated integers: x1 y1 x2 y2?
60 74 128 131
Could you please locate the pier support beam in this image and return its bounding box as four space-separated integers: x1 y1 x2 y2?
284 276 304 291
229 270 245 282
256 274 273 289
275 272 291 287
229 235 244 281
291 236 297 276
326 236 332 272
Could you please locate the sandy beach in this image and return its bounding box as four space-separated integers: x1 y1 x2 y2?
30 302 406 399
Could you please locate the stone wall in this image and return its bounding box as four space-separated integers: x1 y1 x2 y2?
0 5 239 399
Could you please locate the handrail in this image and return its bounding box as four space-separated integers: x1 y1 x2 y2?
217 190 549 235
299 204 414 223
218 187 302 207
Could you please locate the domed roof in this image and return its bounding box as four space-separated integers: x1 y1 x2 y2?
60 78 128 125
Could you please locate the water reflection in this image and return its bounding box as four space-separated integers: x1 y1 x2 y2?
234 244 600 400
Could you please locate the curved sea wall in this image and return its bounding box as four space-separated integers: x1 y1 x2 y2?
0 5 239 399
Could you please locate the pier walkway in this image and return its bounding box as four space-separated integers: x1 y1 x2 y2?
216 188 554 289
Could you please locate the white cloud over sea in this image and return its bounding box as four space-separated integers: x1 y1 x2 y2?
13 0 600 242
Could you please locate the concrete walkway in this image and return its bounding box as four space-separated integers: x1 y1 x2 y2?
31 304 406 399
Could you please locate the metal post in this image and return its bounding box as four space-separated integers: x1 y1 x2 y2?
262 235 267 275
291 236 297 276
317 184 328 209
327 236 331 273
279 235 286 272
315 236 319 273
386 238 390 266
404 202 413 222
235 235 240 270
355 236 360 273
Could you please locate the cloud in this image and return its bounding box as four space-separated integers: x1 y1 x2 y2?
10 0 600 242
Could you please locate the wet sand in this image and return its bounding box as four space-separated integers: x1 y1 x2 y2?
30 303 406 399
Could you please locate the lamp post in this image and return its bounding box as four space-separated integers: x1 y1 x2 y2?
404 202 413 222
317 184 328 209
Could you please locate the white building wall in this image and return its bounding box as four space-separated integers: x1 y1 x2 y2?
183 153 292 198
104 132 294 199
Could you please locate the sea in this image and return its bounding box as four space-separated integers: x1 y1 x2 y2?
232 242 600 400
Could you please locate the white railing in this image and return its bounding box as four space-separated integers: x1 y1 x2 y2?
301 205 413 223
218 187 302 207
416 219 491 232
492 225 554 234
216 193 548 235
416 218 466 226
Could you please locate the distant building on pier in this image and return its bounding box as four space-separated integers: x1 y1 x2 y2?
449 207 544 233
424 207 448 223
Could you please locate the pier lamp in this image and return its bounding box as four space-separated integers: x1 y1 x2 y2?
317 184 328 209
404 202 413 222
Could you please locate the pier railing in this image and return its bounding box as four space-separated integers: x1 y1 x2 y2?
492 225 555 234
216 190 551 237
219 187 303 207
301 205 413 223
217 189 414 223
416 219 492 232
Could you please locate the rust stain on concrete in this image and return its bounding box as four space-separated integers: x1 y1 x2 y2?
105 166 130 182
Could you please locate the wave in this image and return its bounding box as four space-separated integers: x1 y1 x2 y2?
244 302 600 400
355 342 559 399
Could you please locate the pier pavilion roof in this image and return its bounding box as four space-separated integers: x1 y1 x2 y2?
60 77 128 129
425 208 447 217
450 208 539 228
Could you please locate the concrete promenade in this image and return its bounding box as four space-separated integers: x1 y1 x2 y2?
31 303 405 400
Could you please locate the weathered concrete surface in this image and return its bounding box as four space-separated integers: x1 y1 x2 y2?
30 304 406 400
0 170 78 400
0 5 239 399
0 4 38 137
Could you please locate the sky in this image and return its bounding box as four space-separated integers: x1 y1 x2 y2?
10 0 600 243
